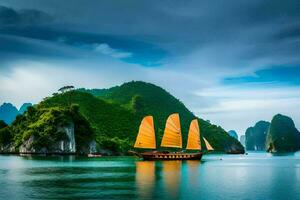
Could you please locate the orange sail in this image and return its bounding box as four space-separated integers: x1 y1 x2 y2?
186 119 201 150
161 113 182 148
203 137 214 151
134 116 156 149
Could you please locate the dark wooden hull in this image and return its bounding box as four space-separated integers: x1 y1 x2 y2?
137 152 203 160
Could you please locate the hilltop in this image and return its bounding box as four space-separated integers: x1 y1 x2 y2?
80 81 244 152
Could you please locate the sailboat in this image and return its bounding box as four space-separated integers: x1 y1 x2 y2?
131 113 214 160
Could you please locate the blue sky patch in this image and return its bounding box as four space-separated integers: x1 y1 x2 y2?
223 66 300 85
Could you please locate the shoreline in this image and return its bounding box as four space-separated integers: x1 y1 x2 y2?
0 151 246 157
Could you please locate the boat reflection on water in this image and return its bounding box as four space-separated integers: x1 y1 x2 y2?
184 160 201 198
135 160 201 199
135 161 156 199
186 160 200 186
162 161 182 199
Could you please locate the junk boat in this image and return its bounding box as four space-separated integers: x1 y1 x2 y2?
131 113 214 160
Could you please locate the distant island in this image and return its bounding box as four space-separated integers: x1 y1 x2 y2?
245 121 270 151
266 114 300 153
0 81 243 155
228 130 238 140
0 103 32 124
239 135 245 147
245 114 300 153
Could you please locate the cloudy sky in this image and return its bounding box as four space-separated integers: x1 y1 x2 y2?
1 0 300 136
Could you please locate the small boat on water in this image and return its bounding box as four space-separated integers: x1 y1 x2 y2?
131 113 214 160
87 153 102 158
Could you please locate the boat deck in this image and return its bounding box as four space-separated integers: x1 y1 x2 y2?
140 152 203 160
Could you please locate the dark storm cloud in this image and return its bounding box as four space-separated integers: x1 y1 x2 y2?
0 5 52 26
0 34 81 61
275 24 300 41
0 5 167 66
1 1 300 69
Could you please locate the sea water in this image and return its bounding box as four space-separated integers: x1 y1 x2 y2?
0 152 299 200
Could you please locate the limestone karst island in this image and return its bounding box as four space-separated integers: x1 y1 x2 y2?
1 1 300 200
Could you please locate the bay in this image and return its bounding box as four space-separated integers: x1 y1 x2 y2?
0 152 300 200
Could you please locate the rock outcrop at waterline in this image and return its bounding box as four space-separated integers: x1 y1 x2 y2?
266 114 300 153
19 123 76 154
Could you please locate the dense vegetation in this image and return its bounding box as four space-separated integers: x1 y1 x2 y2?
0 120 7 129
266 114 300 152
0 104 93 153
245 121 270 151
0 120 11 148
40 91 139 153
81 81 244 152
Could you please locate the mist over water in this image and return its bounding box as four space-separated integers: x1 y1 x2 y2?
0 152 300 200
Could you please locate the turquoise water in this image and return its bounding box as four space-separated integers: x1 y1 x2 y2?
0 152 300 200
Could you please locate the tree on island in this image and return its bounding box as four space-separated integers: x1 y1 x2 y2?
58 86 75 93
58 86 75 106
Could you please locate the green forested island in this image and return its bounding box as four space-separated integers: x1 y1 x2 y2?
0 81 243 155
266 114 300 153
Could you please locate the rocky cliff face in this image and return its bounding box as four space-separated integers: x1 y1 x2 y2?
19 123 76 154
89 140 97 153
266 114 300 153
245 121 270 151
58 123 76 153
19 136 38 153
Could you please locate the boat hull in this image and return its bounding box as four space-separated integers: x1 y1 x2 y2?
138 152 203 160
